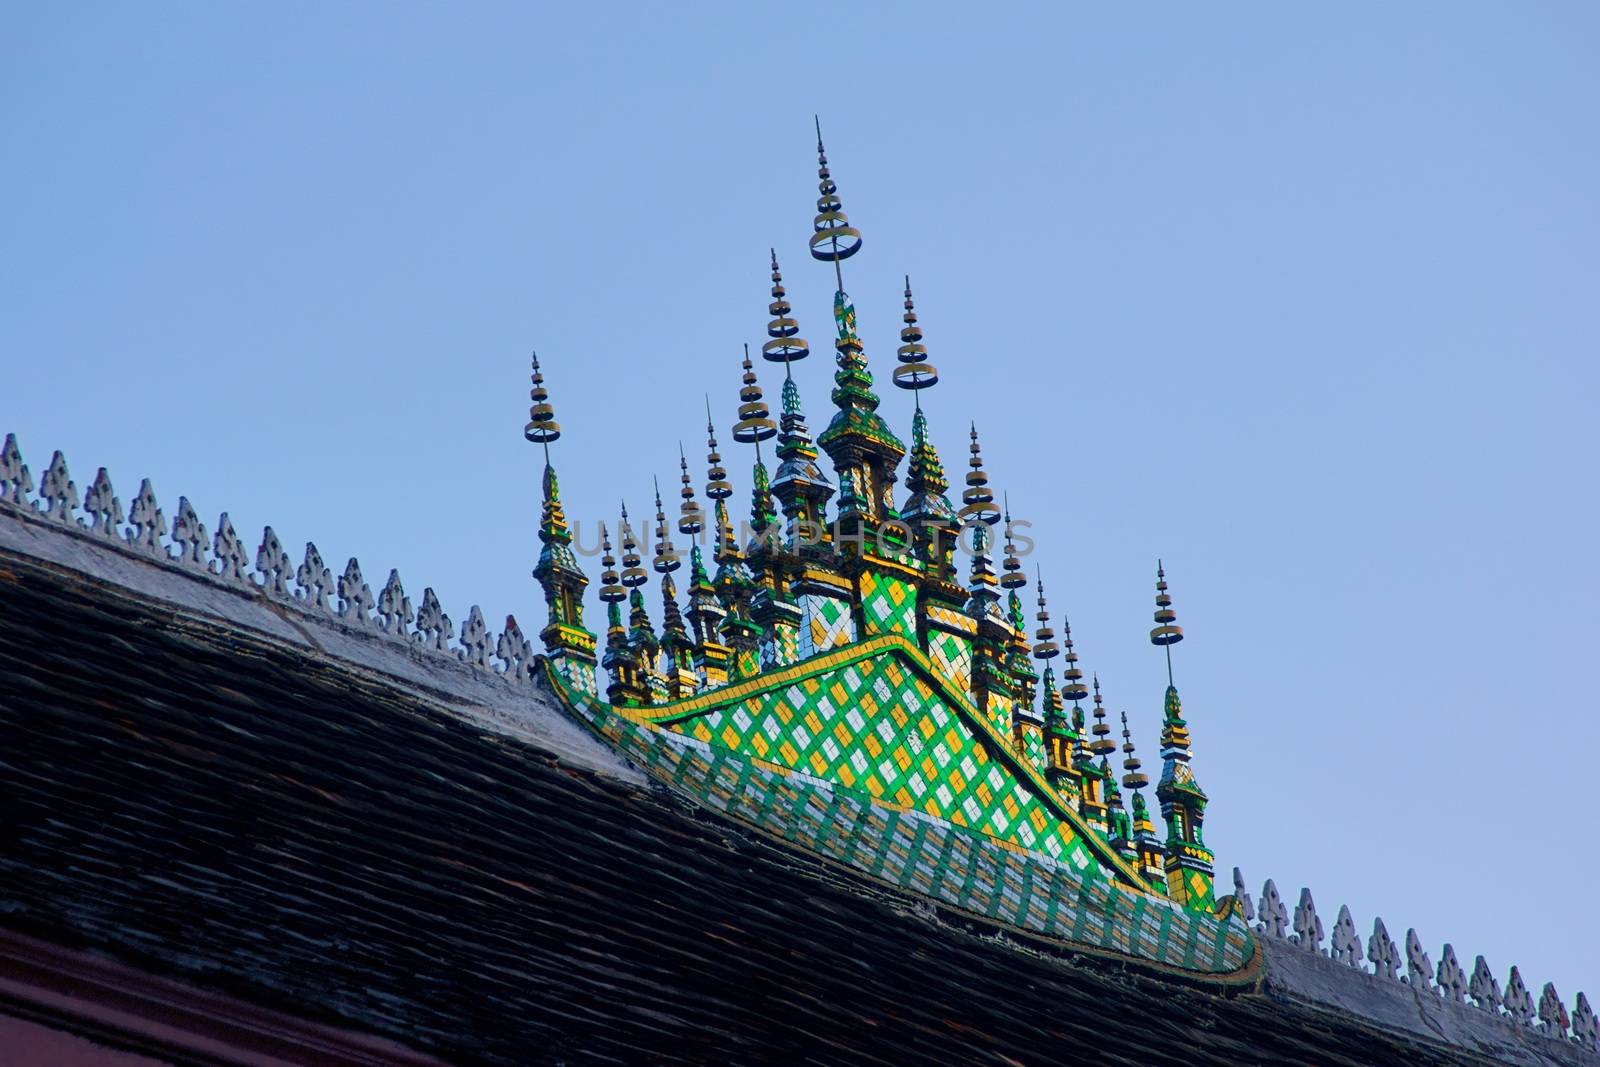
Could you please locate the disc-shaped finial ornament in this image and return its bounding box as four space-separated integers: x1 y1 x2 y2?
652 487 680 574
958 424 1001 525
1000 510 1026 589
619 504 647 588
523 352 562 444
762 250 810 365
893 277 939 392
732 347 778 444
598 522 625 604
705 406 733 501
1121 711 1149 790
1150 561 1184 646
677 447 704 536
1033 577 1059 660
1061 619 1089 701
1089 676 1116 756
809 126 862 263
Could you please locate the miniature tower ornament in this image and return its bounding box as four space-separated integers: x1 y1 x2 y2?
1150 562 1214 907
526 353 596 694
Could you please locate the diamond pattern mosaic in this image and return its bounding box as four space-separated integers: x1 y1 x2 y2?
544 658 1259 982
800 593 855 659
859 571 917 638
670 644 1091 867
927 629 973 694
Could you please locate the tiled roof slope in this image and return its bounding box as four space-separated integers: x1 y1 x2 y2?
0 509 1588 1065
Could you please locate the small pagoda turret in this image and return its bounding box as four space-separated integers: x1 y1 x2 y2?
1001 502 1040 766
1034 575 1080 799
1151 563 1215 908
527 353 596 695
599 518 647 706
1120 710 1166 889
654 480 697 698
1080 675 1114 834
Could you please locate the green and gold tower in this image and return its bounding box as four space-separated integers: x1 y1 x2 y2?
1151 563 1215 908
527 353 596 695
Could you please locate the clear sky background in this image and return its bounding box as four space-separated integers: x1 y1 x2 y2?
4 3 1597 1000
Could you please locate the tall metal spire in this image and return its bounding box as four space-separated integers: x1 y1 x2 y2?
618 502 646 590
651 477 680 577
763 249 809 376
677 443 704 537
597 522 624 604
1151 559 1184 686
766 252 833 529
1089 675 1116 757
894 276 939 413
1000 494 1027 591
1120 711 1149 791
733 345 778 534
1032 571 1059 661
524 352 561 463
959 423 1001 525
809 116 862 290
809 120 903 525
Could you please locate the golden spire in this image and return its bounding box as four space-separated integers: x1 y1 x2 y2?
619 501 646 589
763 249 809 375
959 423 1001 525
1120 711 1149 790
1032 571 1059 660
809 117 862 292
1089 675 1116 756
1000 494 1026 590
597 522 624 604
1150 559 1184 685
677 443 704 536
893 276 939 411
652 477 680 575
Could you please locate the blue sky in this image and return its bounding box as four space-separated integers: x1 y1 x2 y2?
4 3 1597 999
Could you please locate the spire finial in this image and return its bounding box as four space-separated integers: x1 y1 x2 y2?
597 521 625 604
678 443 704 536
810 117 861 292
1060 615 1089 704
1090 674 1115 756
524 351 561 466
958 423 1000 525
763 249 809 377
732 344 778 461
1033 568 1059 660
1000 493 1026 589
1121 710 1149 790
704 395 732 502
893 275 939 413
619 502 646 589
1150 559 1184 686
652 476 680 574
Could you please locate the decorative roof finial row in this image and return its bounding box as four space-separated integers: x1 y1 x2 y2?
0 432 541 685
1231 867 1595 1049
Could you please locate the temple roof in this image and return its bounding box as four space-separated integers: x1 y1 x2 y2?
2 483 1593 1066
